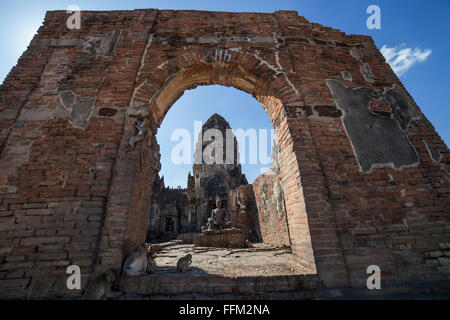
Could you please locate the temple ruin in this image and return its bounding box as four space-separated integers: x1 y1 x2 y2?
0 9 449 299
147 113 250 242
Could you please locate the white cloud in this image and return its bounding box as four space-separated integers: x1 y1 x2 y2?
380 44 432 77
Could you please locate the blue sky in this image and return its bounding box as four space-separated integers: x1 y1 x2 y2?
1 0 449 187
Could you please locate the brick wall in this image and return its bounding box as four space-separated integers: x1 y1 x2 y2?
0 9 448 298
252 174 291 247
230 185 261 243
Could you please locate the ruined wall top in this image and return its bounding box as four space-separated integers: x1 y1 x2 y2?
29 9 374 45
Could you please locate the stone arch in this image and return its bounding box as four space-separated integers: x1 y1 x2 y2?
99 52 328 278
97 45 358 290
129 49 301 127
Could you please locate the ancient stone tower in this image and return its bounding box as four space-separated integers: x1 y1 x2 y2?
192 113 247 216
147 113 247 242
0 9 449 299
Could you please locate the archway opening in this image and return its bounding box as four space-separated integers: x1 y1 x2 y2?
119 60 317 277
149 84 274 237
145 84 311 277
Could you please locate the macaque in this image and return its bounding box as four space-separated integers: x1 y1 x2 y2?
122 244 149 276
146 248 157 274
176 254 192 273
83 269 121 300
127 119 148 151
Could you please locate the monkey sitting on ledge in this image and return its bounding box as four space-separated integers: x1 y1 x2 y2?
147 247 157 274
122 244 150 277
176 254 192 273
83 269 122 300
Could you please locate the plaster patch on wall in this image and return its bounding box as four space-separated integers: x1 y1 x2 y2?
383 84 422 131
70 98 96 128
32 30 123 57
326 79 419 173
423 140 443 163
360 63 376 83
59 91 96 128
82 30 123 56
350 47 364 62
341 71 352 82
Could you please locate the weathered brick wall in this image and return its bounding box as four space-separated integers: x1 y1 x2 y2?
230 185 261 243
252 174 291 247
0 9 448 299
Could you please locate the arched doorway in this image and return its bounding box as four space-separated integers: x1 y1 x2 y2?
100 56 348 288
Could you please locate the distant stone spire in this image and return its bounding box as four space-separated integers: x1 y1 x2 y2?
194 113 240 168
192 113 247 189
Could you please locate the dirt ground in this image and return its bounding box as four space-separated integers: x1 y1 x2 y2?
152 243 308 277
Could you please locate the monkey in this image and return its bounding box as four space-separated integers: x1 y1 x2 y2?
83 269 122 300
146 248 157 274
176 254 192 273
122 244 149 277
127 119 148 152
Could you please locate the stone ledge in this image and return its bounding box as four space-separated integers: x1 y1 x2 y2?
194 231 246 248
120 273 322 296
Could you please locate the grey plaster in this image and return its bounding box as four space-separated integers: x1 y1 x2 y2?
341 71 352 82
350 47 363 62
383 84 421 131
360 63 375 83
423 140 442 163
82 30 123 56
69 98 95 128
327 79 419 172
59 91 76 108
